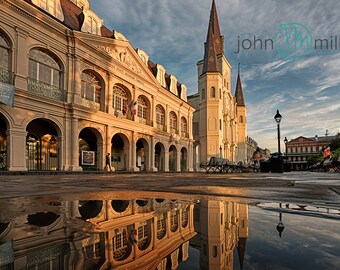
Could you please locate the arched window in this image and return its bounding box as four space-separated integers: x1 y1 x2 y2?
240 115 244 123
156 104 165 130
201 88 205 100
181 117 187 137
29 49 61 87
81 70 102 109
137 96 147 123
211 87 216 98
28 49 64 101
219 88 222 99
169 111 177 133
0 32 11 84
112 85 128 113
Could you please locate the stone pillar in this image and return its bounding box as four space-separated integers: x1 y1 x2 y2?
57 136 63 171
73 57 82 105
129 131 139 171
97 142 104 171
148 136 157 171
165 104 169 133
14 27 28 90
7 129 27 171
164 146 169 172
188 141 194 171
151 95 155 127
176 146 181 172
107 73 113 114
70 117 82 171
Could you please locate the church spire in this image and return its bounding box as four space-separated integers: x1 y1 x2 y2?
235 64 245 106
202 22 218 73
209 0 223 55
202 0 224 74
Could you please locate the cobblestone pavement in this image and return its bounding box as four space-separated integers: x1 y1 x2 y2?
0 171 339 206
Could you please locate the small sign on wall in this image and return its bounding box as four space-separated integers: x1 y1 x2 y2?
81 151 95 165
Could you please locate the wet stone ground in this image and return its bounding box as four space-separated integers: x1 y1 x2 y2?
0 171 339 269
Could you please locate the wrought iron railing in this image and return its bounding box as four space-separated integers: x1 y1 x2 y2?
0 68 14 85
27 78 66 102
81 98 100 110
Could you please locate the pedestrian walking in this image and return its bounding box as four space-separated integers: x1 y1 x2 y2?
105 153 112 171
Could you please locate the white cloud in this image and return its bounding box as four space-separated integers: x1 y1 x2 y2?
90 0 340 150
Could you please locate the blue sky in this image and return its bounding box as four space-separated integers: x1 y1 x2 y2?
90 0 340 151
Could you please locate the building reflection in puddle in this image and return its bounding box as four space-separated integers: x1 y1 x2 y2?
0 197 198 269
1 196 340 269
190 200 249 270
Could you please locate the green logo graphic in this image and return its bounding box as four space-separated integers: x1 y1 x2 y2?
274 23 313 61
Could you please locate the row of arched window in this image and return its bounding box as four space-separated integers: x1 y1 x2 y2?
0 31 189 136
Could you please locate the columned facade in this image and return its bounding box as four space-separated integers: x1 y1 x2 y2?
0 0 195 172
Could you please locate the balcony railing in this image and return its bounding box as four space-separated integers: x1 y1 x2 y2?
27 78 65 102
81 98 100 110
0 68 14 85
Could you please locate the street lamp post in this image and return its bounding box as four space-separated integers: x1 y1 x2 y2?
274 110 282 155
273 110 283 173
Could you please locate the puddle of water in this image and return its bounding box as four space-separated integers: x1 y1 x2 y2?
0 193 339 269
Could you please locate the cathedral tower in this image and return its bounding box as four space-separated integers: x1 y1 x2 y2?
191 0 238 163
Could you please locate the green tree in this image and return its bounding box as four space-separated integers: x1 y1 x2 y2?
307 154 323 166
329 133 340 151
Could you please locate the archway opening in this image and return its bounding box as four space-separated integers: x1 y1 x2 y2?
111 134 127 171
169 145 177 172
26 119 59 171
136 139 149 171
79 128 98 171
111 200 129 213
181 147 188 172
155 142 165 171
79 200 103 220
27 212 60 227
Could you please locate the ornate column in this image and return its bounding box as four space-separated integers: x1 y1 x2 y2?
129 131 139 171
188 141 194 171
165 104 169 133
57 136 63 171
6 129 27 171
151 95 155 127
148 136 157 171
176 145 181 172
164 145 170 172
14 27 28 90
73 57 82 105
107 73 113 114
70 117 82 171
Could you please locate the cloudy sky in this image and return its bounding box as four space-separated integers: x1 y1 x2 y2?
90 0 340 151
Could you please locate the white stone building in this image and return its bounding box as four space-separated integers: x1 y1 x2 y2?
0 0 195 172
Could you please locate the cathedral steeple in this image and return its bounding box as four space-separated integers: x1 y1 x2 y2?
202 0 224 74
235 64 245 106
202 22 218 73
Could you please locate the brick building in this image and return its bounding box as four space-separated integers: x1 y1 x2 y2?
286 135 335 170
